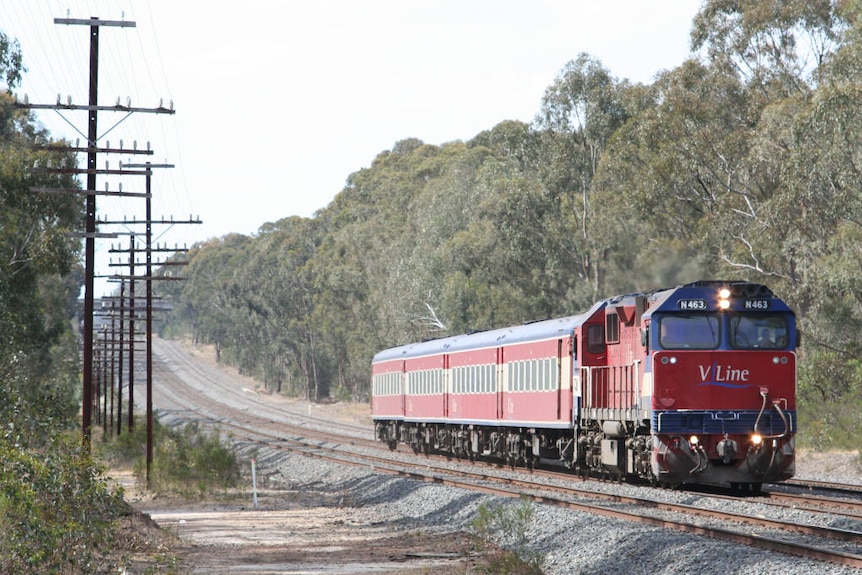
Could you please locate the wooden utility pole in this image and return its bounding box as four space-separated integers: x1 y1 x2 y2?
15 15 174 450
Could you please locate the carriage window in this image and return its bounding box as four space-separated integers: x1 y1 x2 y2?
659 314 719 349
730 314 789 349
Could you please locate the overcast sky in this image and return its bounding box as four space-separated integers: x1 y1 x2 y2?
3 1 701 294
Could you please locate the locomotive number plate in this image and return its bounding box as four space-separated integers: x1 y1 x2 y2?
744 299 770 310
677 299 707 310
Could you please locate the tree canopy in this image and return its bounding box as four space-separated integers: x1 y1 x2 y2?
160 0 862 448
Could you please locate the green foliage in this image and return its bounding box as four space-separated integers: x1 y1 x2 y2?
104 417 240 498
0 434 125 574
0 32 127 572
470 498 544 575
0 30 25 90
796 347 862 451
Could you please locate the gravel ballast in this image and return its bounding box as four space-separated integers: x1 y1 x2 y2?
149 338 862 574
238 441 862 575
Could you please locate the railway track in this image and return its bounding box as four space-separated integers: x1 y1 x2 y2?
145 337 862 570
176 420 862 568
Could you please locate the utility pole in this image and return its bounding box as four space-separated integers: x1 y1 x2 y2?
107 161 198 484
15 15 175 450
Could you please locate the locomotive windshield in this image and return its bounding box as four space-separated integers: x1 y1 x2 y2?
659 314 720 349
729 313 789 349
657 312 791 349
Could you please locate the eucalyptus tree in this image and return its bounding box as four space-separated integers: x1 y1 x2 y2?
772 2 862 428
691 0 844 93
231 217 328 400
534 54 634 301
177 234 252 352
0 35 84 441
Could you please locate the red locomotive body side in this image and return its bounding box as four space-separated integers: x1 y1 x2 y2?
578 303 647 414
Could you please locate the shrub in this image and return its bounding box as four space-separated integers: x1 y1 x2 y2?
103 415 240 498
0 433 125 574
470 497 544 575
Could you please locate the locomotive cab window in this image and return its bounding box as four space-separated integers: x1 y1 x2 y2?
605 312 620 344
586 324 605 354
659 314 720 349
729 314 789 349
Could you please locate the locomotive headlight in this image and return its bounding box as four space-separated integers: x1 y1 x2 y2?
751 434 763 446
718 287 731 310
689 435 699 446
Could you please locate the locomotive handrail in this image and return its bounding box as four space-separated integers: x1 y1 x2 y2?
755 388 790 440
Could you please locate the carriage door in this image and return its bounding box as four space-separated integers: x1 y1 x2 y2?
580 321 607 411
496 347 504 419
556 339 564 421
400 360 407 416
443 354 449 417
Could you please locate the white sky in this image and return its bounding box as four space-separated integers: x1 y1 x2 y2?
3 1 701 295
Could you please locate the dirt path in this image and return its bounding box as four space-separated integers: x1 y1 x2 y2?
115 339 481 574
140 494 474 574
115 469 478 574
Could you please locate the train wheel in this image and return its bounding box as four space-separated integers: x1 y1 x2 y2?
387 439 397 450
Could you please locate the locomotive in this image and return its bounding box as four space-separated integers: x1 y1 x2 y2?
372 281 796 489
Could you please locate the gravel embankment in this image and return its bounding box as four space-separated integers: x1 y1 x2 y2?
233 439 862 575
150 338 862 574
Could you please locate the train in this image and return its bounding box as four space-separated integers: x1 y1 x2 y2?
372 281 796 490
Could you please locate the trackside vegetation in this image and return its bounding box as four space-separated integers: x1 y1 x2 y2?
0 29 240 573
102 417 240 498
0 29 130 575
471 498 545 575
0 435 126 574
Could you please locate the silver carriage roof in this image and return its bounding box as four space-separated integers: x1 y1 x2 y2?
373 300 605 363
